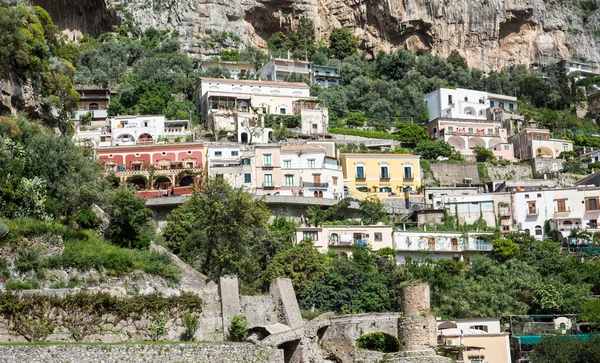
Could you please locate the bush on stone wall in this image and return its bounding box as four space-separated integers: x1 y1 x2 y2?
356 332 400 353
229 315 248 342
0 292 203 342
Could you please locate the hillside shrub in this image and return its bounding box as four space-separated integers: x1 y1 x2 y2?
5 279 40 291
0 292 203 342
3 218 67 244
328 127 400 141
229 315 248 342
0 220 9 242
73 209 102 229
182 313 200 341
43 232 179 280
356 332 400 352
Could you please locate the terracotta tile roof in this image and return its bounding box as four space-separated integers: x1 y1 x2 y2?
281 144 325 153
200 77 309 88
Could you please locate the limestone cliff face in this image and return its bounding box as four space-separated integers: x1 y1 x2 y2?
32 0 600 71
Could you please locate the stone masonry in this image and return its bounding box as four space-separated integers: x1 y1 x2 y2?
0 342 283 363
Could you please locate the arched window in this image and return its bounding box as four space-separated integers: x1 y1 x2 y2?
314 191 319 197
330 233 339 245
535 225 543 236
88 103 99 110
318 191 323 198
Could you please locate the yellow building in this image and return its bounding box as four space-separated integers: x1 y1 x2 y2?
339 153 421 199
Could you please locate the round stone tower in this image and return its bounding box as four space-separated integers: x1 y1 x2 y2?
398 283 437 351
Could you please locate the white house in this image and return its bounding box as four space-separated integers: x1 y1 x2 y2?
258 58 310 82
110 115 191 146
312 65 340 88
437 318 510 363
424 88 517 122
393 231 494 264
200 60 257 79
196 78 314 143
514 186 600 240
73 115 191 147
432 193 513 233
295 225 394 256
279 144 343 199
207 145 255 191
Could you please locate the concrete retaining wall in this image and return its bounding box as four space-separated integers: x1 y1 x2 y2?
0 343 283 363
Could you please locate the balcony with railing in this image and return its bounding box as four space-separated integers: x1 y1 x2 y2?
275 65 310 73
498 206 511 217
302 182 329 188
380 173 390 180
112 166 203 176
403 176 414 182
554 207 571 216
527 207 539 216
356 173 366 180
262 182 276 190
443 128 501 137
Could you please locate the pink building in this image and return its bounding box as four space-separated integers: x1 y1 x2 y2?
427 118 516 162
96 143 205 191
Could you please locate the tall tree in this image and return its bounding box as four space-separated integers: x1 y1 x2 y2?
329 28 359 60
161 177 271 283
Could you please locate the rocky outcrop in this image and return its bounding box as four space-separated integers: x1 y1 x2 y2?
29 0 600 71
30 0 116 41
0 77 59 127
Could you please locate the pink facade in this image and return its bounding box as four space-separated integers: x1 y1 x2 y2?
427 118 517 162
96 143 205 189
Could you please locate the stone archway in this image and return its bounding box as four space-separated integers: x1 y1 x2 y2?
468 137 486 149
447 136 466 150
179 175 195 187
153 176 172 189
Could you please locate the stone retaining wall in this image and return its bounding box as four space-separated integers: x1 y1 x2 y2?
0 342 283 363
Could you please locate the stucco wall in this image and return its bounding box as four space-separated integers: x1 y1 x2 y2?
0 343 283 363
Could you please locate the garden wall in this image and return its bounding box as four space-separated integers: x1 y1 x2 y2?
0 342 283 363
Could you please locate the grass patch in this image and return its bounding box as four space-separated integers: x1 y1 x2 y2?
328 127 401 140
2 218 67 245
5 278 40 291
43 231 180 281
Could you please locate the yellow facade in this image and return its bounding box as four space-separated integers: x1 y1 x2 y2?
339 153 421 200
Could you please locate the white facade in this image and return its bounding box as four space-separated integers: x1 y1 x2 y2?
312 65 340 88
280 145 343 199
514 187 600 240
196 78 313 141
258 58 310 82
432 193 513 232
207 145 255 191
299 108 328 136
424 88 517 122
200 61 257 79
394 231 494 264
296 225 394 255
110 116 191 146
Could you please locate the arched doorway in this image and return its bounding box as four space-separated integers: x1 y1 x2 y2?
179 175 195 187
241 132 249 144
126 176 147 190
468 137 486 149
138 133 153 143
153 176 172 189
463 106 477 116
115 134 135 144
447 136 466 150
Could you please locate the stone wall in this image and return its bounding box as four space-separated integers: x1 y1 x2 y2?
429 163 481 186
488 163 533 180
0 342 283 363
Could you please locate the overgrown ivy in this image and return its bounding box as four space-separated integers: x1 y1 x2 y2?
0 292 203 342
